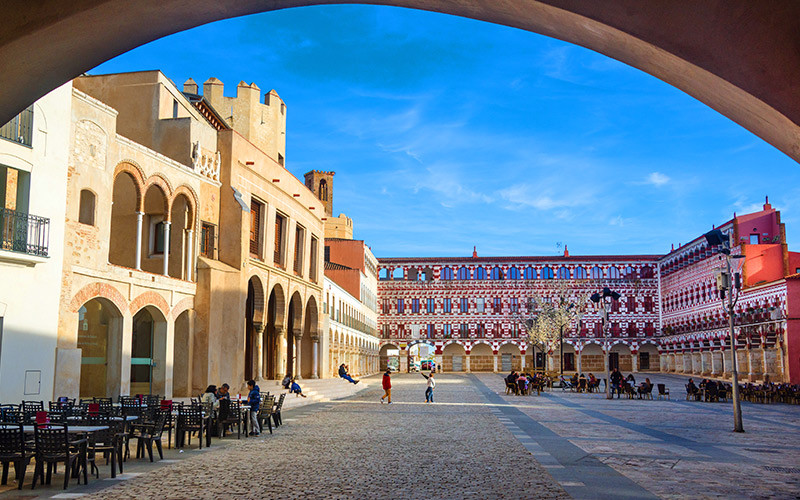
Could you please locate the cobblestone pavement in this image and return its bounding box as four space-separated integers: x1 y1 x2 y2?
478 372 800 500
75 374 569 500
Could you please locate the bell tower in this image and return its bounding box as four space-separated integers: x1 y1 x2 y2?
304 170 335 216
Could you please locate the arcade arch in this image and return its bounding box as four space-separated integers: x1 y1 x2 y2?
265 284 286 380
77 298 124 398
130 305 168 396
442 343 466 372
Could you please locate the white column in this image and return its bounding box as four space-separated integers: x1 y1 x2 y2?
465 355 471 373
162 220 171 276
631 352 638 373
294 333 302 379
185 229 194 281
520 353 526 371
576 350 582 374
493 354 498 372
135 212 144 270
312 340 319 379
254 324 264 382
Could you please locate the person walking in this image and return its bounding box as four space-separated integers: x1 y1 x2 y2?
421 371 435 403
381 368 392 404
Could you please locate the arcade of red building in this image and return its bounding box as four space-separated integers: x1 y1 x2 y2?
377 200 800 384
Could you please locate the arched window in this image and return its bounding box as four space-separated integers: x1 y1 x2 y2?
318 179 328 201
491 267 504 280
591 266 603 279
625 266 637 279
422 267 433 281
608 266 621 279
557 266 570 279
79 189 96 226
640 266 654 279
475 267 486 280
457 266 470 280
574 267 587 279
379 268 389 280
392 267 404 280
524 266 537 280
440 267 454 280
507 267 520 279
408 268 419 281
541 267 554 279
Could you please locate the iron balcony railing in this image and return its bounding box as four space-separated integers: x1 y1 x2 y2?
0 208 50 257
0 106 34 147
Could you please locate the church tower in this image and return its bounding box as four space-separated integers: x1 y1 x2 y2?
304 170 334 216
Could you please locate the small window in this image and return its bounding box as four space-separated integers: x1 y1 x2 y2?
440 267 454 280
591 266 604 279
557 266 570 279
250 199 264 258
318 179 328 201
443 298 451 313
574 267 587 279
457 267 470 280
524 266 537 280
459 323 469 337
397 299 404 314
476 298 485 313
274 212 286 265
411 299 420 313
293 224 305 275
309 236 319 282
153 220 166 255
491 267 504 280
608 266 621 279
508 267 520 279
750 234 759 244
475 267 486 280
78 189 95 226
172 99 179 119
460 298 469 313
278 153 285 167
541 267 554 279
200 222 216 258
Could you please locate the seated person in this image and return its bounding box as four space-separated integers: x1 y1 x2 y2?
588 374 598 390
578 373 587 392
281 373 293 390
517 373 528 394
626 373 636 385
637 378 652 397
560 375 573 389
215 383 231 401
289 378 307 398
570 373 579 387
338 364 359 384
686 378 699 398
201 384 219 409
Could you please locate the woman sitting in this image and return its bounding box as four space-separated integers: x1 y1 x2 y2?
201 384 219 409
289 378 307 398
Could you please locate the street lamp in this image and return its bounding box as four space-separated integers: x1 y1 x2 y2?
591 287 620 399
704 228 745 433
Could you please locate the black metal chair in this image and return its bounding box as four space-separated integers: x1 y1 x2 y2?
0 423 30 489
129 409 168 462
176 406 205 449
31 424 87 490
216 399 242 439
258 396 275 435
21 401 43 425
86 416 123 478
273 394 286 428
656 384 670 400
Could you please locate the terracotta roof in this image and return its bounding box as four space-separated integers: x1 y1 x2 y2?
325 261 354 271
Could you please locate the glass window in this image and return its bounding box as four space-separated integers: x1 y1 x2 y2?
460 298 469 313
273 212 285 265
78 190 96 226
397 299 404 314
557 266 570 279
493 297 502 313
475 267 486 280
427 298 435 313
524 266 537 279
441 267 453 280
476 298 485 313
443 324 452 338
411 299 420 313
491 267 504 280
443 298 451 313
641 266 654 279
574 267 587 279
608 266 620 279
541 267 554 279
457 266 470 280
250 199 263 258
591 266 603 279
625 266 637 279
460 323 469 336
511 298 519 313
508 267 520 279
200 222 216 258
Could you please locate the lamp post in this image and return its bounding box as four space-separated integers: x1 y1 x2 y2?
704 229 745 433
591 287 620 399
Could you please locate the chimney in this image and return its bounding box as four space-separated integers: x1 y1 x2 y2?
183 78 198 94
472 246 478 258
563 245 569 257
764 195 772 210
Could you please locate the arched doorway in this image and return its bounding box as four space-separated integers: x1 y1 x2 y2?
442 343 465 372
109 172 140 269
610 343 633 372
408 341 434 372
286 292 304 378
265 284 285 380
638 343 660 371
579 343 604 373
168 192 194 280
499 343 522 372
173 309 192 397
244 276 265 382
77 298 123 398
470 343 494 372
301 297 318 379
131 306 167 396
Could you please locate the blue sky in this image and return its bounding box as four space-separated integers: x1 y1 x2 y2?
92 5 800 258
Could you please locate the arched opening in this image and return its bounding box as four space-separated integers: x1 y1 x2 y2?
131 306 168 396
579 343 604 374
499 343 521 372
77 298 123 398
318 179 328 201
109 172 139 268
610 343 632 372
457 266 470 280
301 297 318 379
491 266 504 280
265 285 285 380
244 276 265 381
408 341 435 372
78 189 96 226
287 292 304 378
557 266 570 279
379 268 389 280
638 343 659 371
168 192 194 280
392 267 403 280
173 309 193 397
442 343 465 371
541 266 554 279
380 343 399 372
474 267 486 280
140 183 169 275
469 343 494 372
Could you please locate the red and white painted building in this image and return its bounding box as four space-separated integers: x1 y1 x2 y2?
377 200 800 384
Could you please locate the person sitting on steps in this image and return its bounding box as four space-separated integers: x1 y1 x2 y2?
289 377 307 398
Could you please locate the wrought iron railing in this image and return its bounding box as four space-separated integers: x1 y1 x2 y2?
0 208 49 257
0 106 34 147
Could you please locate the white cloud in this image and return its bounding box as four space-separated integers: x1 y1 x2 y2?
498 184 595 213
645 172 670 186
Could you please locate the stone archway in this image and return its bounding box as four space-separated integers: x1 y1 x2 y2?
130 305 168 396
265 284 286 380
244 276 265 382
3 3 800 165
301 296 319 379
287 291 304 378
442 343 466 372
76 297 124 398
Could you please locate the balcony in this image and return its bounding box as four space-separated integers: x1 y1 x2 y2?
0 106 33 147
1 208 49 258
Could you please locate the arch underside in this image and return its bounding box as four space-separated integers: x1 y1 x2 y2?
1 1 799 163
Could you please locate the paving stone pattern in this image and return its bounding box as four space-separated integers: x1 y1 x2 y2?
479 372 800 500
83 374 569 500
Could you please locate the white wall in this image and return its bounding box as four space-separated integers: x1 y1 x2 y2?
0 83 71 402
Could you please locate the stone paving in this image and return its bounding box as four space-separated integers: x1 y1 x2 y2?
479 372 800 500
3 372 799 499
74 374 569 499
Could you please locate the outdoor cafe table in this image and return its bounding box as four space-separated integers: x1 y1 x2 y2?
23 425 117 478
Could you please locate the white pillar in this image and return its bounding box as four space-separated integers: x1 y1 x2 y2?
135 212 143 270
162 220 171 276
520 353 526 371
185 229 194 281
295 333 302 379
631 352 638 373
465 355 471 373
493 354 498 372
312 340 319 379
576 350 582 374
254 324 264 382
